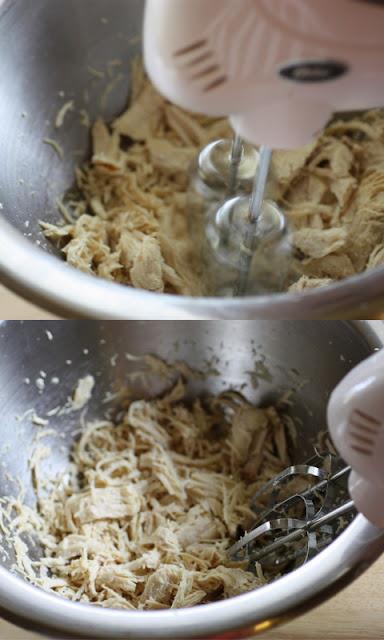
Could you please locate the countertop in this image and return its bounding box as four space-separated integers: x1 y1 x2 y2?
0 286 56 320
0 556 383 639
1 284 384 322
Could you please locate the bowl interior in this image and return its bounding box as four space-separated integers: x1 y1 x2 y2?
0 320 378 575
0 0 142 252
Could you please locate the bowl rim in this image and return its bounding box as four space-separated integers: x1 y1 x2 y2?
1 218 384 319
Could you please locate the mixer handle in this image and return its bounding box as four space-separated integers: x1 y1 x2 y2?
328 349 384 528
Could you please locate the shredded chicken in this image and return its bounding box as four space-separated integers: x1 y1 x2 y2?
41 60 232 296
283 111 384 291
4 383 292 610
42 59 384 295
71 375 95 411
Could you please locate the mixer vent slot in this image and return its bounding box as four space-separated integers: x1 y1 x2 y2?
349 408 381 456
353 408 381 426
192 64 221 79
173 39 228 92
174 39 208 57
185 51 214 67
203 75 228 92
350 444 374 456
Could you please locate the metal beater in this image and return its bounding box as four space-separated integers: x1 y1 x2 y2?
200 142 294 298
187 132 291 298
228 453 355 576
232 146 277 297
229 347 384 577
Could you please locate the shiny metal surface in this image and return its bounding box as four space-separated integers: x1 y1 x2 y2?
228 458 356 570
0 320 383 638
0 0 384 318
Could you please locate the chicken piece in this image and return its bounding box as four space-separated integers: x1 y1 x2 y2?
118 231 142 270
147 139 196 175
154 527 181 556
303 254 355 280
346 172 384 271
326 118 380 141
96 565 140 595
40 221 72 241
127 400 170 447
267 406 289 466
113 83 165 141
229 406 269 475
71 375 95 411
159 235 202 297
165 104 206 146
130 55 147 103
59 215 113 274
64 235 119 276
140 565 181 607
54 534 107 561
97 253 124 280
347 208 384 272
139 445 185 499
127 551 161 572
175 506 224 548
92 120 125 173
330 177 357 210
287 174 328 207
367 244 384 269
66 486 140 528
130 236 165 292
361 139 384 172
293 228 347 260
309 140 355 178
289 276 333 292
272 143 316 185
196 566 261 599
331 142 355 177
172 571 200 608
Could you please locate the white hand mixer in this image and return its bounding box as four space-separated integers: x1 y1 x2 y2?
144 0 384 296
328 347 384 530
144 0 384 149
228 348 384 574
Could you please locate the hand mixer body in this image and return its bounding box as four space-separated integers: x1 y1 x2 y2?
328 350 384 529
144 0 384 148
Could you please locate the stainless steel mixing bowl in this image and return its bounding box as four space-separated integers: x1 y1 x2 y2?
0 319 383 639
1 0 384 319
